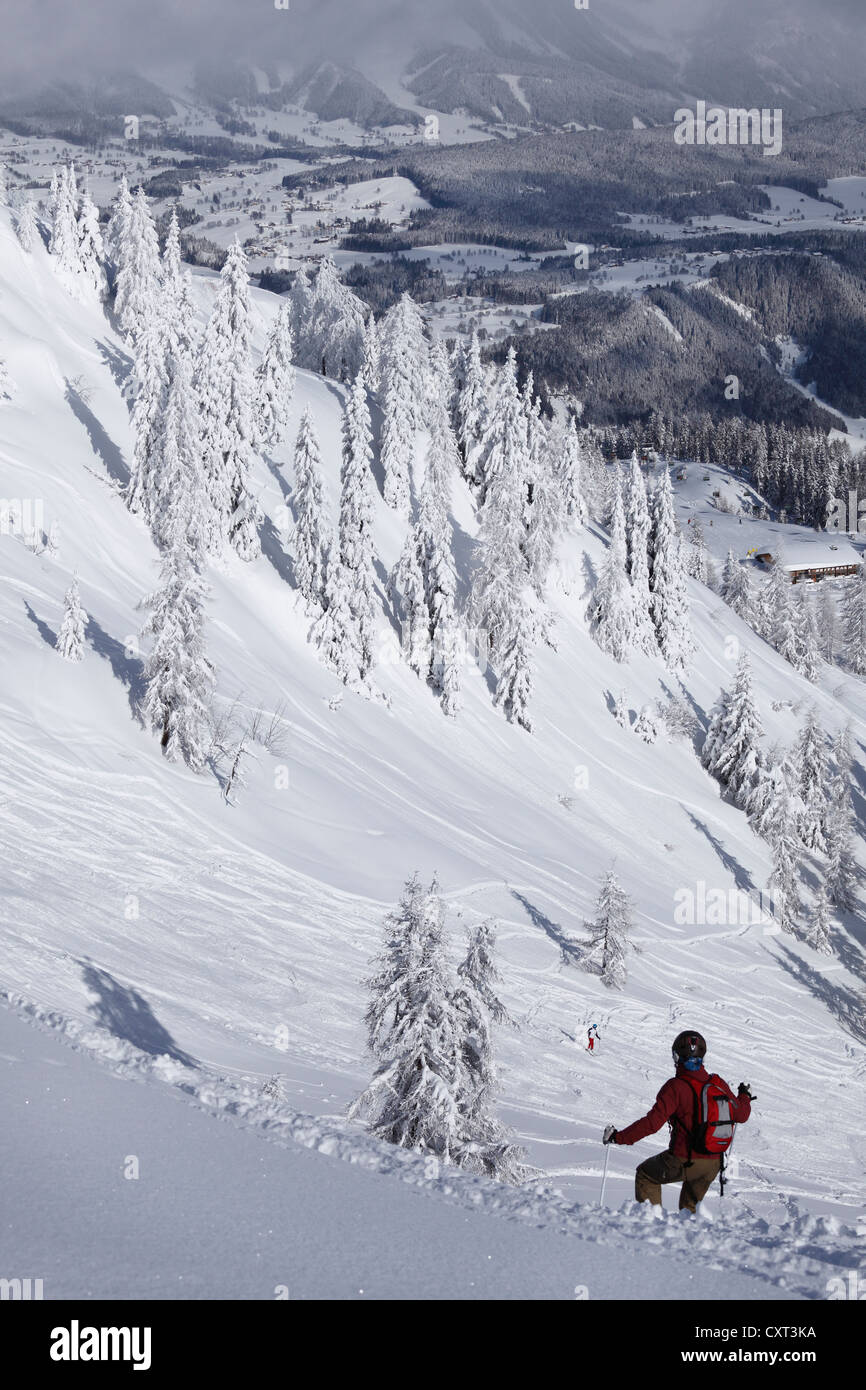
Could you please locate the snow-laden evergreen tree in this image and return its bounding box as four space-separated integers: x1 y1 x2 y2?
149 345 211 558
114 187 162 346
763 765 803 934
292 406 331 613
140 413 213 772
584 867 633 989
77 188 107 299
824 739 857 912
589 478 634 663
160 210 196 362
493 590 536 732
451 919 525 1182
256 299 295 449
555 416 587 524
455 329 489 482
0 162 6 207
195 240 261 560
524 404 562 598
687 516 708 584
16 199 39 253
470 350 530 665
842 562 866 675
702 652 764 809
361 312 381 396
795 586 821 684
392 523 430 677
339 373 377 677
416 404 462 713
379 297 430 513
295 256 366 380
795 707 829 853
380 292 430 431
816 580 837 664
648 466 692 669
350 873 468 1163
126 301 169 522
720 548 756 623
623 451 655 652
614 688 630 728
56 577 88 662
633 704 658 743
762 556 798 661
49 163 81 284
311 551 363 684
808 883 833 955
105 175 133 267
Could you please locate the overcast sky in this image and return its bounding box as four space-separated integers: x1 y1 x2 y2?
1 0 863 86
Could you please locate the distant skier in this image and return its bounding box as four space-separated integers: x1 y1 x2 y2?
602 1030 754 1212
587 1023 600 1054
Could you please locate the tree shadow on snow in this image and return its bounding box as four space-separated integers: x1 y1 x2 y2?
264 453 292 505
683 809 756 895
23 601 57 649
772 942 866 1045
85 614 146 723
64 379 129 489
259 513 297 589
511 889 584 968
96 338 133 397
80 961 198 1066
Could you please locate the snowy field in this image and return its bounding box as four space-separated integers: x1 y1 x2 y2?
1 204 866 1299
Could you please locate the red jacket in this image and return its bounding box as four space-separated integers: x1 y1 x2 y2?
615 1064 751 1159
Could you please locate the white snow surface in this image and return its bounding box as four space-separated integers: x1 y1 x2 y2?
1 206 866 1297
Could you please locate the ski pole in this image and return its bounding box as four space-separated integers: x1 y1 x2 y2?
600 1141 611 1206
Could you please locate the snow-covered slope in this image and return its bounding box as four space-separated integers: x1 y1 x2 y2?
1 207 865 1295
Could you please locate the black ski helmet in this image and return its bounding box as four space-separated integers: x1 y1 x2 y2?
672 1030 706 1065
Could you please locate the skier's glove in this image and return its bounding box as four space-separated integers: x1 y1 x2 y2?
603 1124 618 1145
738 1083 756 1101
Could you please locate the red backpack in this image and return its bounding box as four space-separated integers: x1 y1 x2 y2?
683 1074 737 1156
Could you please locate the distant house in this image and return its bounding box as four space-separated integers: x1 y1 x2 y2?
752 537 861 584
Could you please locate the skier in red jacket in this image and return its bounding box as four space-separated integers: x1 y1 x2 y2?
602 1031 754 1212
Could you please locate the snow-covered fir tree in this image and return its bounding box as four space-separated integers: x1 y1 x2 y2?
555 416 587 525
77 188 107 299
140 437 214 771
720 548 756 623
633 704 658 743
764 767 803 934
352 876 523 1181
379 295 431 513
256 299 295 449
56 577 88 661
338 373 377 678
126 297 169 523
350 873 469 1163
584 867 633 989
795 707 829 853
105 175 133 268
842 561 866 675
824 738 857 911
416 397 462 714
361 312 381 396
808 883 833 956
702 652 764 810
149 345 211 558
493 591 536 732
49 163 81 285
392 524 430 677
295 256 366 380
16 199 39 254
623 452 655 652
292 406 331 613
589 478 634 663
795 586 821 684
160 210 196 363
454 329 489 483
311 550 364 686
195 240 261 560
761 555 798 661
648 466 692 669
687 516 708 584
114 187 162 346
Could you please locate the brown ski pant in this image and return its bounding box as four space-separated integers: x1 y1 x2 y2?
635 1150 721 1212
